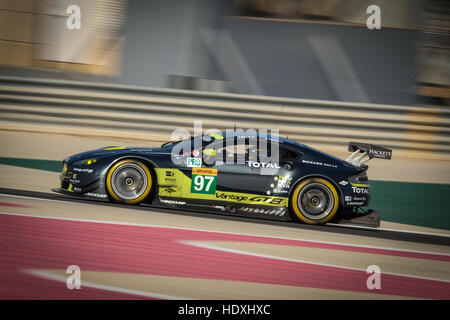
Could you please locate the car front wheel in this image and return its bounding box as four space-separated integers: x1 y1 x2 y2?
106 159 153 204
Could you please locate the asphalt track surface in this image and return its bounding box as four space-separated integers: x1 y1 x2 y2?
0 187 449 299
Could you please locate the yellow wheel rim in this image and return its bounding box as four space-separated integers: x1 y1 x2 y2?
291 177 339 224
106 159 152 204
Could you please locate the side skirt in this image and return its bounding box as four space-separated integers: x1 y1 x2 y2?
155 196 290 221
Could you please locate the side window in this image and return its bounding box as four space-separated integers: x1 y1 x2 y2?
203 138 257 164
218 139 256 163
255 140 276 162
202 139 301 163
279 146 301 161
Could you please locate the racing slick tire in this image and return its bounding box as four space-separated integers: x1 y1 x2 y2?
106 159 153 204
290 177 340 225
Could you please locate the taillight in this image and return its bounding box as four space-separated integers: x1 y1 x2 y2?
349 173 369 187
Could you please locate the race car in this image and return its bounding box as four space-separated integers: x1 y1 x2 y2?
53 131 392 226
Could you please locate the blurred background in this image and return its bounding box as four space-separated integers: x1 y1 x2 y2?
0 0 448 105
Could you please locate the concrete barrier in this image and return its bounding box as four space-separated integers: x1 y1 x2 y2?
0 76 449 157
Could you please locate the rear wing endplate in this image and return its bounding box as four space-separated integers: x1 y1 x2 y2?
346 142 392 167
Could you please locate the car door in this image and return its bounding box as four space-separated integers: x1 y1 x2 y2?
205 137 281 196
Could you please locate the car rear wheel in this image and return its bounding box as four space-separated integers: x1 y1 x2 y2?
106 159 152 204
290 177 339 224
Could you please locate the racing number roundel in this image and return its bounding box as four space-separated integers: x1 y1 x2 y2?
191 168 217 195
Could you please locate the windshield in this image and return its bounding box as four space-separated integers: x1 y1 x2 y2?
160 134 220 148
160 136 193 148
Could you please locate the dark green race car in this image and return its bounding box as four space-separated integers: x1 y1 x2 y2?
54 131 391 226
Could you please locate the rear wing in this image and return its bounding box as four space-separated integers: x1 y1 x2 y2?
345 142 392 167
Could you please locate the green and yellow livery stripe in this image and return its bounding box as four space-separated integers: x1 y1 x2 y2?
348 181 370 187
104 146 126 150
154 168 288 206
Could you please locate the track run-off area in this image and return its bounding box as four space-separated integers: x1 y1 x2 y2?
0 131 449 299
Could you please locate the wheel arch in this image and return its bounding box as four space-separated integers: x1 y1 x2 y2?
288 174 344 210
288 173 344 221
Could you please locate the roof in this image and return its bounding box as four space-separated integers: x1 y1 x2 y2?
211 130 306 149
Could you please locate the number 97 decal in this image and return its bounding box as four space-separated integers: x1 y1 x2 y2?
191 168 218 195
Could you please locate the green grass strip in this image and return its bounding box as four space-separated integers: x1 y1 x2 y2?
370 180 450 230
0 157 61 173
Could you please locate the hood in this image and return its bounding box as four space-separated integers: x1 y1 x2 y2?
64 146 160 163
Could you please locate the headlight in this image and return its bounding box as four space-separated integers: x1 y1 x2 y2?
79 159 97 165
62 161 68 174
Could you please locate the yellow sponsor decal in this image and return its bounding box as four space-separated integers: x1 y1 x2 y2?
214 191 286 206
155 168 183 197
192 168 217 176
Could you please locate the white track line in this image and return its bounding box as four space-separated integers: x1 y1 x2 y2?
0 193 81 205
23 269 188 300
181 240 450 283
0 210 449 258
327 223 450 239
